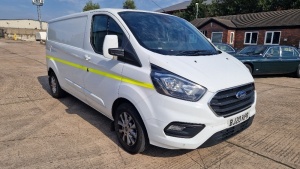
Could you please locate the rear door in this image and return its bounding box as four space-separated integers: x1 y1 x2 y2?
280 46 300 73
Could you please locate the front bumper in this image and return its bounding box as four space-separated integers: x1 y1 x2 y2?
200 115 255 148
139 89 257 149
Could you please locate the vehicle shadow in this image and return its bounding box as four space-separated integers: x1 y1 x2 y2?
253 74 295 79
37 75 190 157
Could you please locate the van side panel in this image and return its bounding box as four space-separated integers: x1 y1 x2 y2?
46 16 89 103
48 16 87 48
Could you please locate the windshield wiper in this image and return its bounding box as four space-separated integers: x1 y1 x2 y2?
175 50 216 56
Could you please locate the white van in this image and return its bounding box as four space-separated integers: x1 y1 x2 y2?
46 9 256 154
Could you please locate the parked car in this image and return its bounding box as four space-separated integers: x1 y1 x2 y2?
213 43 236 55
234 45 300 77
46 9 256 154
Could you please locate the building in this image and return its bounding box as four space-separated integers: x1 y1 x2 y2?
156 1 191 14
191 9 300 49
0 19 47 40
156 0 212 14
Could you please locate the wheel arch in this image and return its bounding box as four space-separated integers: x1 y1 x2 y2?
112 97 150 143
48 67 55 76
243 62 254 73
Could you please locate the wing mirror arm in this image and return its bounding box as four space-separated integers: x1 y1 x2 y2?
108 48 124 58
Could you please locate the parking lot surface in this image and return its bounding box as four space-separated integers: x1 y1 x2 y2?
0 39 299 169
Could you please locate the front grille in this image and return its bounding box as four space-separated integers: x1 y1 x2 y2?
200 115 255 148
209 83 255 117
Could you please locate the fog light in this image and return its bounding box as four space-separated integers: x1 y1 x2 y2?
164 122 205 138
168 125 186 131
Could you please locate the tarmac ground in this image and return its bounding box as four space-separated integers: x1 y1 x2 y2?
0 39 299 169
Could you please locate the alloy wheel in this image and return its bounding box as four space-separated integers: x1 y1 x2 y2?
50 76 57 94
117 112 137 146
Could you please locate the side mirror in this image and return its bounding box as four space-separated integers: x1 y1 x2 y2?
103 35 118 59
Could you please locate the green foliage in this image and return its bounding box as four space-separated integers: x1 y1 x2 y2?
173 11 186 19
83 0 100 12
174 0 300 20
258 0 300 11
183 0 208 21
210 0 261 16
123 0 136 9
208 0 300 16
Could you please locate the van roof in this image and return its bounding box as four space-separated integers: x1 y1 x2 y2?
48 8 168 23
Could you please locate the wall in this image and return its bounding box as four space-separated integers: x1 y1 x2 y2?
0 20 48 41
0 20 48 30
198 21 300 50
0 28 43 41
234 28 300 49
199 21 228 43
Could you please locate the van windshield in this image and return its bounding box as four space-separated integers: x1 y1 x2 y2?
119 12 218 56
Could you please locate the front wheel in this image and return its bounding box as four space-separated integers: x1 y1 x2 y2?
114 103 149 154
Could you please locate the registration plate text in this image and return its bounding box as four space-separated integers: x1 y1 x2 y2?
228 112 249 127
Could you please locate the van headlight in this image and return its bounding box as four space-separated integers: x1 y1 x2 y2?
150 64 206 102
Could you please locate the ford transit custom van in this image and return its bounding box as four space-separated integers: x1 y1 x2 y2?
46 9 256 154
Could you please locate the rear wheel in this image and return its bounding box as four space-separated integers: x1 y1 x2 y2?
49 72 66 98
244 64 253 74
296 64 300 78
114 103 148 154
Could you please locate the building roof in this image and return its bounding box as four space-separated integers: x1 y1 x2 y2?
155 0 213 13
191 9 300 29
156 1 191 13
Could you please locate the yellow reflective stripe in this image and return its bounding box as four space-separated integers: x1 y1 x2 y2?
46 56 86 71
46 55 154 89
88 68 123 81
122 77 154 89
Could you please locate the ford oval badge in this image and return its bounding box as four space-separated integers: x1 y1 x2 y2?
236 90 247 99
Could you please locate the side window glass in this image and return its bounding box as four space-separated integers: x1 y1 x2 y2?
91 15 108 54
108 18 123 48
265 47 280 57
91 15 124 54
293 49 300 57
281 47 294 57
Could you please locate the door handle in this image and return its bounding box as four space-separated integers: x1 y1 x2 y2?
84 54 91 61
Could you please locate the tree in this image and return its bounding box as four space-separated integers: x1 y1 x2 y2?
207 0 300 17
258 0 300 11
123 0 136 9
173 11 186 19
209 0 261 16
83 0 100 12
183 0 208 21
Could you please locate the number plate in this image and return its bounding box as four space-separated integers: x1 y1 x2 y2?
228 112 249 127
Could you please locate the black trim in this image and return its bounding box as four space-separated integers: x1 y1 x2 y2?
200 115 255 148
118 35 142 67
164 122 205 138
209 83 255 117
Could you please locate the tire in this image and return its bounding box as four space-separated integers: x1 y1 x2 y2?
244 64 253 74
48 72 66 98
114 103 149 154
296 64 300 78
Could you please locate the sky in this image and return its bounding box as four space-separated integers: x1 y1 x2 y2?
0 0 188 21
